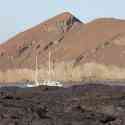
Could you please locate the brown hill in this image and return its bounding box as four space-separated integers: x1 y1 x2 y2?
73 18 125 66
1 12 125 82
0 12 83 70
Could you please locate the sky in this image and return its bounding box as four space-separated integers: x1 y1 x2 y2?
0 0 125 43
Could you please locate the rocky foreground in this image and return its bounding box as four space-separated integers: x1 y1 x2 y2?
0 84 125 125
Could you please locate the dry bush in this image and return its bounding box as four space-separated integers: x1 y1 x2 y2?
0 62 125 82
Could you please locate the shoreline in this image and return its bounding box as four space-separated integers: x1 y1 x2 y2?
0 80 125 88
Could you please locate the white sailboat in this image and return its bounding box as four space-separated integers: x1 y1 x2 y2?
42 51 63 87
27 50 63 87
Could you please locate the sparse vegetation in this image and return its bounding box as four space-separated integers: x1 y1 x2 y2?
95 41 112 52
56 16 74 33
1 62 125 82
103 41 111 47
56 20 68 33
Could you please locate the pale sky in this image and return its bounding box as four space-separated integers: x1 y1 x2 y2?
0 0 125 43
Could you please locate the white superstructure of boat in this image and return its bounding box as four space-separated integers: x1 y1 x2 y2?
27 51 63 87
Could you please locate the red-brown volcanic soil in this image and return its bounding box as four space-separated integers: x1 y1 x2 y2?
0 12 83 69
0 83 125 124
1 12 125 70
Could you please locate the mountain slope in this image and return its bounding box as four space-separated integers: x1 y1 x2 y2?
73 18 125 66
1 13 125 82
0 12 83 69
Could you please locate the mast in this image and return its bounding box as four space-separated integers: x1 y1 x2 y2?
48 49 56 81
35 56 39 85
48 50 51 80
